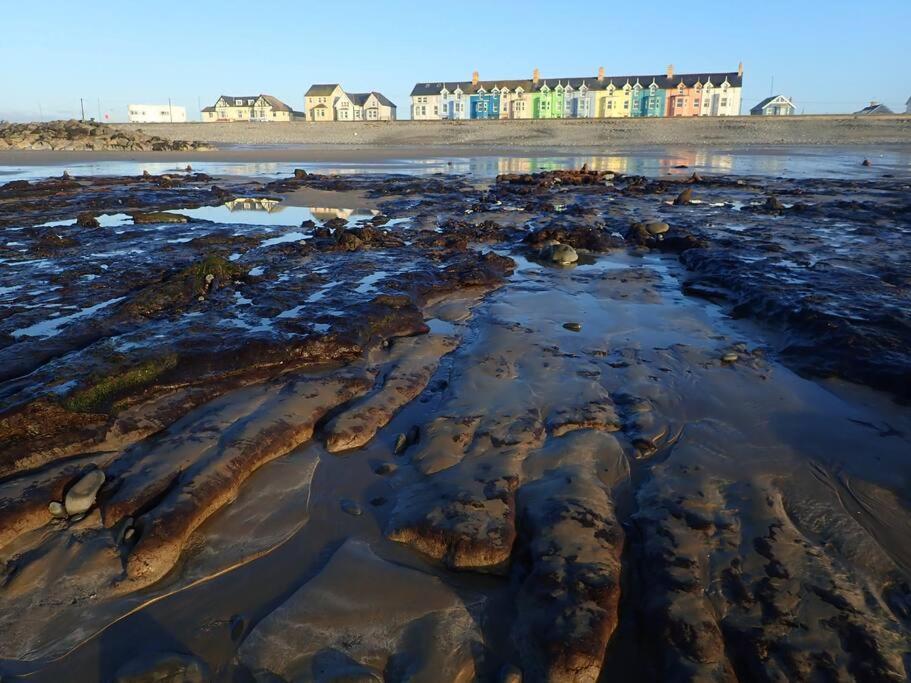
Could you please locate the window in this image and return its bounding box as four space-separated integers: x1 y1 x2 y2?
694 99 700 107
434 106 438 115
721 98 728 106
623 101 629 109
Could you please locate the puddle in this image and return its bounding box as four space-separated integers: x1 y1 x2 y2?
11 296 125 338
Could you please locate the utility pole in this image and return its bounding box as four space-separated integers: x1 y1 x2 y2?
168 97 173 123
80 98 85 122
197 96 202 122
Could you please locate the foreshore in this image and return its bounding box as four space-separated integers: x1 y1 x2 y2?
103 114 911 147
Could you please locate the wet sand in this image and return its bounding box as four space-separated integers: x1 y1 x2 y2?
0 162 909 681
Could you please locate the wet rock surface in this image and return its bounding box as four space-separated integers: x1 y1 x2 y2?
0 165 909 681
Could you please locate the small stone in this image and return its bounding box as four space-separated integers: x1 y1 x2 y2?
722 352 739 363
340 499 362 516
374 462 397 476
393 433 408 455
563 322 582 332
862 159 871 167
185 165 193 172
674 188 693 205
64 469 105 516
69 513 87 523
294 168 308 178
197 296 205 302
48 501 66 518
764 196 784 210
123 527 136 542
501 664 523 683
204 273 215 284
541 242 578 265
644 221 669 235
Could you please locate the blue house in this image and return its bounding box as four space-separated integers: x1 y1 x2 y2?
470 86 499 119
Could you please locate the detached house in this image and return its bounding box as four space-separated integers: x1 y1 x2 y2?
854 101 894 115
201 94 298 122
750 95 796 116
410 64 743 120
335 92 397 121
306 84 396 121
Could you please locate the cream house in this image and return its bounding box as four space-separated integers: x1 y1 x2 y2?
201 94 297 122
305 84 344 121
334 92 397 121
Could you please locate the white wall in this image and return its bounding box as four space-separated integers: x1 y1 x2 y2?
128 104 187 123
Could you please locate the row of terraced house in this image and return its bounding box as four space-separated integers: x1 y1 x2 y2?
410 64 744 120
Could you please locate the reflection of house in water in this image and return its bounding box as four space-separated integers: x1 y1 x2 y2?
308 207 380 221
225 197 283 213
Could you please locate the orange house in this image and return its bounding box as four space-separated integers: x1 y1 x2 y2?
664 66 699 117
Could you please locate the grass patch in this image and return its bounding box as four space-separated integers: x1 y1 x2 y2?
63 353 179 413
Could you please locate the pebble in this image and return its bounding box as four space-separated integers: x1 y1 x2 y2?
674 188 693 205
123 527 136 542
393 433 408 455
862 159 871 167
563 322 582 332
340 499 363 516
501 664 523 683
204 273 215 284
64 469 105 516
374 462 397 476
48 501 66 518
722 352 739 363
645 221 669 235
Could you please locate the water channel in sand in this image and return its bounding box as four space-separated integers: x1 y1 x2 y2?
0 151 909 681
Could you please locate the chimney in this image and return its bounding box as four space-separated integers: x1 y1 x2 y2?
597 66 605 82
472 71 479 86
533 68 540 85
666 64 674 79
737 61 743 77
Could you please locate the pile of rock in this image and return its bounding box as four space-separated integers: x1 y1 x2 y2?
0 119 213 152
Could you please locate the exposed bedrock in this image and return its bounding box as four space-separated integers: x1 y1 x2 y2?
114 369 374 585
238 538 484 682
324 334 459 453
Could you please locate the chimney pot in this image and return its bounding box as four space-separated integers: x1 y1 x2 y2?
598 66 605 82
666 64 674 79
472 71 479 86
737 61 744 77
533 68 540 85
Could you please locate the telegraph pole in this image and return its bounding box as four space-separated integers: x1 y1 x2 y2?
168 97 173 123
80 98 85 122
97 97 102 121
197 96 202 122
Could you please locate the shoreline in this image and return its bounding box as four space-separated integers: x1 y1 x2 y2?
2 142 911 167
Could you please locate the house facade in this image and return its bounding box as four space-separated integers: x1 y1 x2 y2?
201 95 297 122
308 85 395 121
410 64 743 120
750 95 796 116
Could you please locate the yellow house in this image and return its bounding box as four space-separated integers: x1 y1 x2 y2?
201 94 296 122
595 80 633 118
305 84 344 121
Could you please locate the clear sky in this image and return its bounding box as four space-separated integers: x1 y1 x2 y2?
1 0 909 121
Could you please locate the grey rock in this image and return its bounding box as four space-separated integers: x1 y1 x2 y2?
64 469 105 516
645 221 670 235
48 501 66 518
340 499 363 516
540 242 578 265
563 322 582 332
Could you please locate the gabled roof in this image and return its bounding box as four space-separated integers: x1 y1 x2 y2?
257 94 292 112
218 95 259 105
306 84 341 97
201 106 216 112
337 92 398 108
411 70 742 97
750 95 795 113
214 94 291 110
854 103 894 115
369 91 396 108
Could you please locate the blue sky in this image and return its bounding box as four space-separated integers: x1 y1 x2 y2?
1 0 909 121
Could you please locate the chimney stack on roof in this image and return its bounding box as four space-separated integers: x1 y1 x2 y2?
597 66 605 82
870 100 878 106
472 71 479 86
738 62 744 77
533 68 540 85
666 64 675 79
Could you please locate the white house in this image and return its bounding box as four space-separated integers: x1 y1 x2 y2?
128 104 187 123
750 95 796 116
335 92 397 121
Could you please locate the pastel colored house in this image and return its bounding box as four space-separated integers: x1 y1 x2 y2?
201 94 297 122
750 95 796 116
410 64 743 120
335 91 397 121
305 84 345 121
